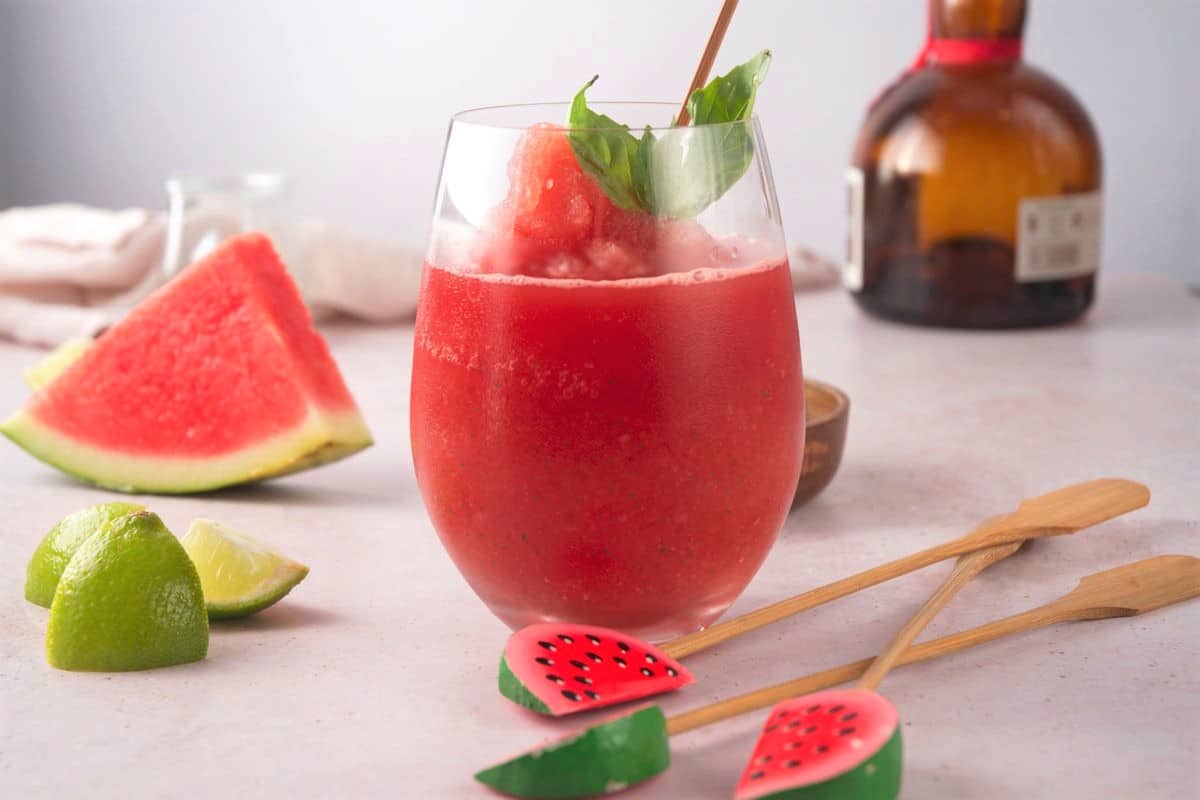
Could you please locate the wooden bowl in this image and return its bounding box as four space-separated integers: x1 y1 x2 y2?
792 379 850 508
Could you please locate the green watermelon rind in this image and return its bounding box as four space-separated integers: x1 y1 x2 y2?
754 728 903 800
498 654 554 715
0 407 372 495
475 705 671 798
260 439 370 479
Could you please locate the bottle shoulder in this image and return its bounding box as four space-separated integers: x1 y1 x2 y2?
853 62 1101 168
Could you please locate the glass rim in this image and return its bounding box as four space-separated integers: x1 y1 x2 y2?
165 171 291 194
451 101 761 132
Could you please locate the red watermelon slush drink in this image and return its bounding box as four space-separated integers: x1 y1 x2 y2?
413 104 803 638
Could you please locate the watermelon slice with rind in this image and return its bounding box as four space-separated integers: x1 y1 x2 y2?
735 689 902 800
475 704 670 798
499 623 693 716
0 233 372 494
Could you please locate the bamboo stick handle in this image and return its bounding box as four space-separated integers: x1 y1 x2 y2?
662 479 1147 659
857 541 1021 690
666 551 1196 737
665 596 1083 736
660 526 1053 660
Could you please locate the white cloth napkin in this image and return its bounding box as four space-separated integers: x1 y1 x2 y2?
0 204 424 347
0 204 837 348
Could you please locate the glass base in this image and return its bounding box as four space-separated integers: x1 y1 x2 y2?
852 280 1094 329
853 241 1096 329
488 599 734 644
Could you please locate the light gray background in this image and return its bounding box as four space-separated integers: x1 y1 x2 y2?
1 0 1196 282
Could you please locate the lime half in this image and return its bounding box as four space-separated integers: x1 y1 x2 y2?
181 519 309 619
47 511 208 671
26 502 145 608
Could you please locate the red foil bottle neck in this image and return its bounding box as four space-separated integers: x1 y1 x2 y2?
916 36 1023 67
868 1 1025 110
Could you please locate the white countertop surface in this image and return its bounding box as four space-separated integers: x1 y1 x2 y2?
1 274 1197 799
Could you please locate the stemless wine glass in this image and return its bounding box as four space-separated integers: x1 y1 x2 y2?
412 104 804 640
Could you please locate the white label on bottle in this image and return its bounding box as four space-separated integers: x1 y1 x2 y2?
1015 191 1103 282
844 168 865 291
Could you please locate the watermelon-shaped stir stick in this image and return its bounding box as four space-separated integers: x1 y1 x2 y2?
478 556 1200 799
500 624 693 716
734 542 1021 800
736 690 900 800
500 479 1150 716
475 705 670 798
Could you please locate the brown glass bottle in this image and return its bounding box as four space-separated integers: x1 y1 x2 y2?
847 0 1102 328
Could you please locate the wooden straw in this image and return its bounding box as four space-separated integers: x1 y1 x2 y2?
675 0 741 125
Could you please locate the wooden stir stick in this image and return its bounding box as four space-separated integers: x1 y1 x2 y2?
857 541 1020 690
474 556 1199 798
661 478 1150 659
494 480 1147 722
670 540 1020 735
675 0 741 125
666 554 1200 735
728 544 1022 797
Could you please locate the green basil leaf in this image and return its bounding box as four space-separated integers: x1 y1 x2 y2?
565 51 771 219
656 49 772 218
567 76 647 212
686 50 771 128
631 125 657 212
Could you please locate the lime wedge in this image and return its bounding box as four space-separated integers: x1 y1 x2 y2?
47 511 208 671
25 502 145 607
23 337 91 390
181 518 309 619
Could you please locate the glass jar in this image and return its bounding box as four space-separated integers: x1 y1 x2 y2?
163 172 307 298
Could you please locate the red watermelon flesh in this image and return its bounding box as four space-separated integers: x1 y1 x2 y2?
1 233 372 493
736 689 902 800
473 124 659 281
500 623 693 716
